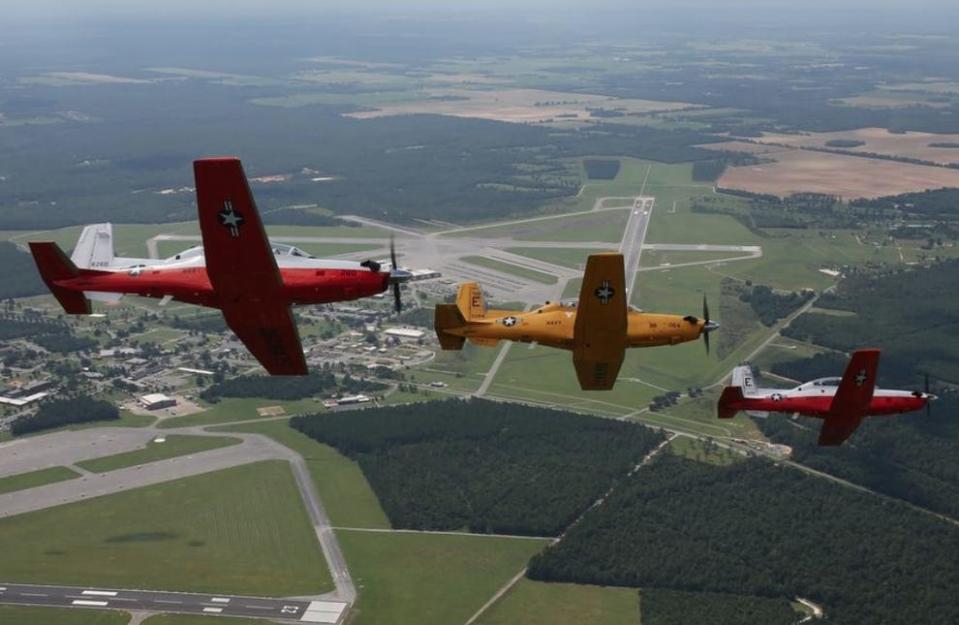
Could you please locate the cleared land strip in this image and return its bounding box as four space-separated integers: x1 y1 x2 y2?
332 527 554 541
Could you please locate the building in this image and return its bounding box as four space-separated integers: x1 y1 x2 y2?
139 393 177 410
384 327 425 340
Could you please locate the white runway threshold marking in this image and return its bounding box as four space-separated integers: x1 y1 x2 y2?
210 597 230 603
202 607 223 613
300 600 348 623
72 600 109 607
82 590 118 597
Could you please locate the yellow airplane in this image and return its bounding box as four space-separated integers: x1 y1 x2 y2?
434 252 718 390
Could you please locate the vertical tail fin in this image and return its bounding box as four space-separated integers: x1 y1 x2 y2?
434 304 467 350
718 386 745 419
456 282 486 321
28 242 91 314
71 223 115 269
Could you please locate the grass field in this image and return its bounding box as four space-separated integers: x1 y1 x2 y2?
213 419 390 529
0 606 128 625
337 529 548 625
158 398 323 429
446 209 629 242
462 256 559 284
504 247 610 269
0 466 80 495
476 579 639 625
76 435 240 473
0 461 333 596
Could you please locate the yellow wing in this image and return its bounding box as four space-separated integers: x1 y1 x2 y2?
572 253 627 390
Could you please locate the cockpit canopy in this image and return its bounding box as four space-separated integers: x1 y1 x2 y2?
168 243 315 261
796 376 842 391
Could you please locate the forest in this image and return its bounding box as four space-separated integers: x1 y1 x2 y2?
851 187 959 222
0 316 96 354
199 371 383 402
583 158 621 180
783 260 959 385
527 455 959 625
641 589 798 625
0 243 44 300
758 390 959 520
11 396 118 435
737 284 813 327
291 398 665 535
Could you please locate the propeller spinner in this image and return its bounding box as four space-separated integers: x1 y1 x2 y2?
683 295 720 354
360 236 412 313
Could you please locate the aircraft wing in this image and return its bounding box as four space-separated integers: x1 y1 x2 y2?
194 157 307 375
572 253 627 390
828 349 880 417
818 349 880 445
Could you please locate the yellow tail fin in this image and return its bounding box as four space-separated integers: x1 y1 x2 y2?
456 282 486 321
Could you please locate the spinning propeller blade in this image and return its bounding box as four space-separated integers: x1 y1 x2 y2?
390 236 402 313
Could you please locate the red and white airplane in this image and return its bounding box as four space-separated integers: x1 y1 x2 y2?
29 157 410 375
718 349 935 446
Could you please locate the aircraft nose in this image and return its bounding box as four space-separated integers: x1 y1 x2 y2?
703 319 720 333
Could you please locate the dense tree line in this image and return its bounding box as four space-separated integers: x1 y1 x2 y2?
291 398 665 535
12 396 118 435
0 317 95 353
199 372 383 402
850 187 959 222
0 243 44 300
169 313 228 333
527 455 959 625
583 158 621 180
783 260 959 385
641 589 797 625
738 284 813 326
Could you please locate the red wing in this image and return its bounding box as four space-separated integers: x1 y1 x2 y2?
221 301 307 375
828 349 880 417
818 416 863 446
194 157 306 375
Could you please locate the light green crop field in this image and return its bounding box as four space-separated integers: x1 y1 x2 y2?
338 529 549 625
158 398 323 429
641 390 762 440
213 418 390 529
504 247 610 269
76 435 240 473
0 461 333 596
142 615 275 625
0 466 80 495
476 579 639 625
413 343 503 393
462 256 559 284
445 209 630 243
0 606 129 625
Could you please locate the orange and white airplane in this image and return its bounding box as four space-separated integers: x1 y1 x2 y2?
29 157 411 375
718 349 936 445
435 252 718 390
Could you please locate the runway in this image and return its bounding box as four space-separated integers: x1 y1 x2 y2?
0 583 346 623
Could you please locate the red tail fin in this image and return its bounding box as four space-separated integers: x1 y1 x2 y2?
28 242 91 314
718 386 745 419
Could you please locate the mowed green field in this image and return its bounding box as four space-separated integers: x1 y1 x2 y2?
0 461 333 596
0 606 128 625
338 529 548 625
476 579 639 625
504 247 611 270
0 466 80 495
462 256 559 284
445 209 630 243
158 398 323 429
214 419 390 529
76 435 240 473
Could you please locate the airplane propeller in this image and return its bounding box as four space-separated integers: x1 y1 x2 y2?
359 236 412 313
912 372 937 416
683 295 720 354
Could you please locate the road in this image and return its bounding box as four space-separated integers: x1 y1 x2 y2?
0 583 345 623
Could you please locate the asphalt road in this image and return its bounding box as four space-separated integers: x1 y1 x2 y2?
0 583 346 623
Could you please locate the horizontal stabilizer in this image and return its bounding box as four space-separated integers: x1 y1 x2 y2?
434 304 466 350
29 241 91 315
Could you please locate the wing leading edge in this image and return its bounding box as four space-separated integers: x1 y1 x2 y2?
194 157 307 375
572 253 627 390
